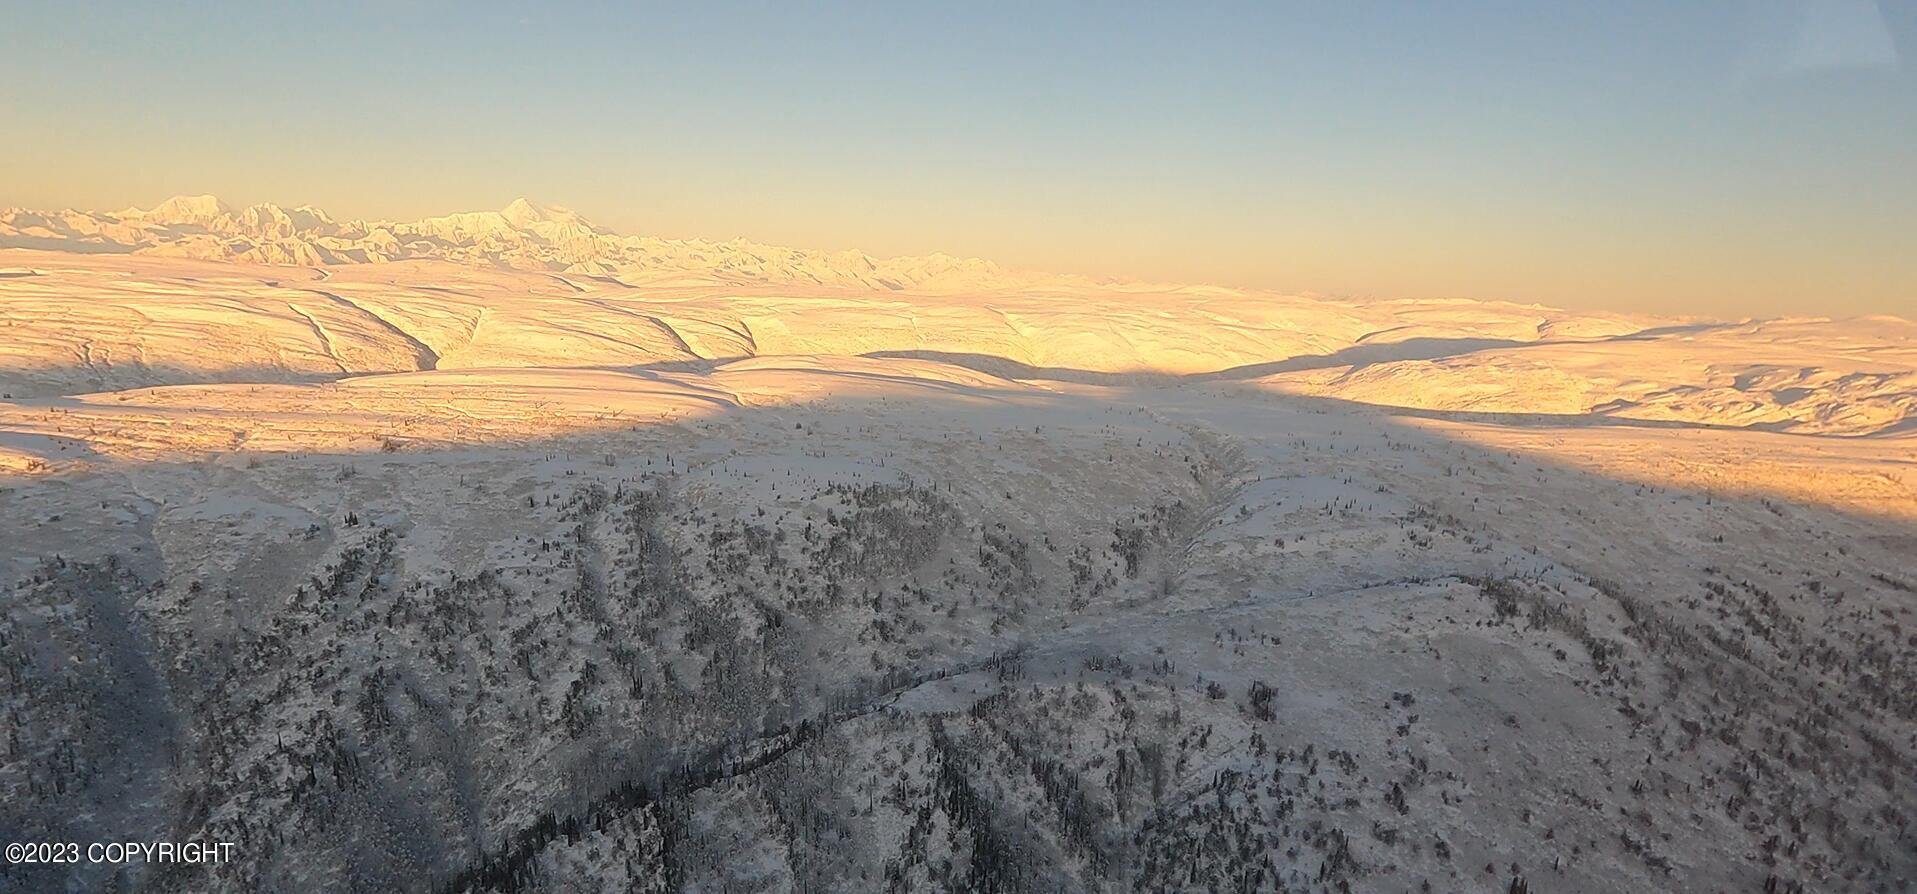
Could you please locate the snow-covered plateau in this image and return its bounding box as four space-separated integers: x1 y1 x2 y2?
1 198 1912 893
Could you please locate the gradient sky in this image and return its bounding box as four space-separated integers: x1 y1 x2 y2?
4 1 1913 317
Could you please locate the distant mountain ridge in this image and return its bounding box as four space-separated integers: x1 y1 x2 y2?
0 195 1024 291
3 197 1912 436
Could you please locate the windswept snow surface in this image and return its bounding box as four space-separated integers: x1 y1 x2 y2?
1 202 1914 893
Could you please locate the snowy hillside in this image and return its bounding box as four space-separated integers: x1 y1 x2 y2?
0 215 1913 893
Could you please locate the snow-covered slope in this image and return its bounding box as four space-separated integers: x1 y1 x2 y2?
0 247 1636 384
4 244 1911 435
1259 317 1917 436
1 219 1914 894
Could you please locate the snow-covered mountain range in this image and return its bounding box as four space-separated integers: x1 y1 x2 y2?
1 195 1018 290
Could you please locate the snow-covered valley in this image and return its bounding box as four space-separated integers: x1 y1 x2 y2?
1 199 1913 893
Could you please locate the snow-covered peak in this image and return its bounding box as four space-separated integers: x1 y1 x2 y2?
500 197 585 228
138 194 232 225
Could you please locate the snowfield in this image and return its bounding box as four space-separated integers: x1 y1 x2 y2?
1 199 1913 893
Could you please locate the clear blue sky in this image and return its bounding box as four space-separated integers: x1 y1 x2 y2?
4 1 1912 317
